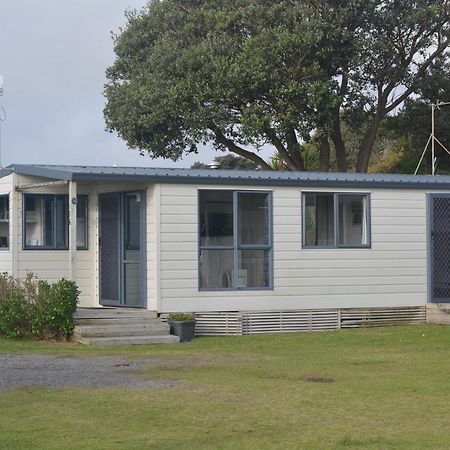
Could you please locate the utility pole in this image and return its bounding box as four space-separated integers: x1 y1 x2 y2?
415 101 450 175
0 75 4 169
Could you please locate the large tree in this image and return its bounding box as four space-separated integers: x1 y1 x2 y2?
104 0 450 172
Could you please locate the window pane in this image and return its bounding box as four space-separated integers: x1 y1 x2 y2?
0 195 8 220
44 197 55 246
77 196 88 249
125 193 140 250
238 193 269 246
199 249 233 288
199 191 233 247
25 196 41 246
24 195 69 249
338 195 368 246
55 196 68 248
238 250 270 288
304 194 335 246
0 195 8 248
124 263 141 306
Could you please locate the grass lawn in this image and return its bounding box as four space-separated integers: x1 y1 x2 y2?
0 325 449 450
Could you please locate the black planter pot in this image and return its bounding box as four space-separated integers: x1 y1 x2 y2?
168 320 196 342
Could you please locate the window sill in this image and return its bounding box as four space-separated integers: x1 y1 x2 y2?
302 245 371 250
22 247 89 251
199 287 274 292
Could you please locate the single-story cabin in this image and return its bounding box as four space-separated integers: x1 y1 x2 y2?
0 164 448 335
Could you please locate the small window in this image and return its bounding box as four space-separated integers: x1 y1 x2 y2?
24 194 88 250
76 195 88 249
199 190 272 290
0 195 9 249
303 192 370 248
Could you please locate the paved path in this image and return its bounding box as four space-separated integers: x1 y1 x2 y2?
0 354 173 390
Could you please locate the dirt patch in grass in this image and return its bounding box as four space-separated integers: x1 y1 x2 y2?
303 375 335 383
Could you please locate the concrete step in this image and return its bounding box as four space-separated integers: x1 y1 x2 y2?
74 308 157 319
75 317 163 326
73 308 179 346
427 303 450 324
74 323 170 338
429 303 450 311
76 335 180 346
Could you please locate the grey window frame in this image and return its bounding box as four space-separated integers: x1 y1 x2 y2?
23 193 88 250
198 189 273 291
302 192 371 249
0 194 9 250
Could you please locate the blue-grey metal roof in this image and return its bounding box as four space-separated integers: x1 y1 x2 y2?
4 163 450 189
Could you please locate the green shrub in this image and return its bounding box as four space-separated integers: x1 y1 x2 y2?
0 273 79 340
0 293 31 338
30 279 79 340
168 312 195 321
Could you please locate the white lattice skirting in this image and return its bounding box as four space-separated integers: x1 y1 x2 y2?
191 306 427 336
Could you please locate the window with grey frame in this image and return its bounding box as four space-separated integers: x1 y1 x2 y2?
199 190 272 290
23 194 88 250
303 192 370 248
0 194 9 249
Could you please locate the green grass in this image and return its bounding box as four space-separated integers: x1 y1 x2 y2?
1 325 449 449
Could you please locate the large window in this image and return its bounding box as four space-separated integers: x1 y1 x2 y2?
199 190 272 290
303 192 370 248
24 194 88 250
0 195 9 249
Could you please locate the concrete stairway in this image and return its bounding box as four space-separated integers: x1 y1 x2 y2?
73 308 179 345
427 303 450 325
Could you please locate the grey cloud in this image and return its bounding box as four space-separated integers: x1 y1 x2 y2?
0 0 219 168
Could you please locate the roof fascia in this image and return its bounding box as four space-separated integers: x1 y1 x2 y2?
71 172 450 190
0 168 13 179
10 165 73 181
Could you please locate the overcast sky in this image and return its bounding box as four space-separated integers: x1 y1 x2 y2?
0 0 245 168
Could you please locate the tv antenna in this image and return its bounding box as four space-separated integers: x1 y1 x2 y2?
414 101 450 175
0 75 5 169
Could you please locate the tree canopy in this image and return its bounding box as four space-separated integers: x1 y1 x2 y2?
104 0 450 173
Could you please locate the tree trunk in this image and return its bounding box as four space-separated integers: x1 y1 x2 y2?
264 127 299 171
356 114 382 173
331 111 348 172
285 128 305 171
319 135 330 172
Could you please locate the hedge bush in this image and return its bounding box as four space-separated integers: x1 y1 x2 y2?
0 273 79 340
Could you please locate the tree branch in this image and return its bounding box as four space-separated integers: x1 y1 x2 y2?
264 127 299 171
210 126 273 171
384 37 450 114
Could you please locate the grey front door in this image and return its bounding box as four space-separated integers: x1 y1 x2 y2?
99 192 146 307
430 194 450 302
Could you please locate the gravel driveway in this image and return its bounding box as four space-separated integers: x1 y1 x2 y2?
0 354 173 390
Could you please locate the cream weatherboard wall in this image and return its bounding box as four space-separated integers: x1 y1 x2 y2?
15 174 97 306
146 184 159 311
0 173 13 274
156 183 428 313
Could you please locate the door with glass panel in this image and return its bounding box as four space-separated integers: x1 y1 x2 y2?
99 192 145 307
430 194 450 302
